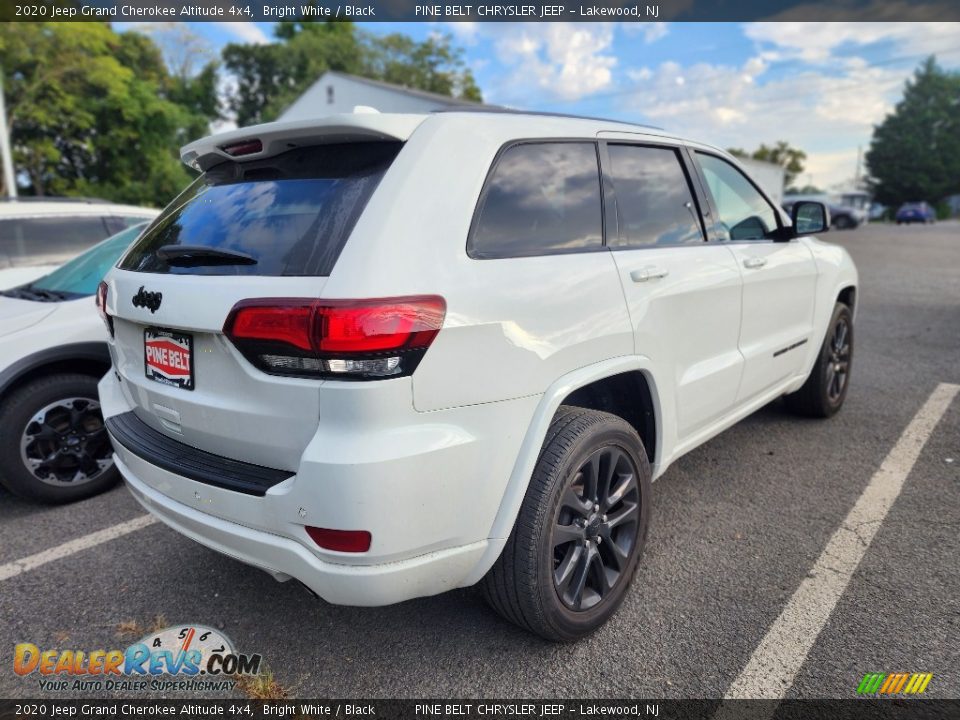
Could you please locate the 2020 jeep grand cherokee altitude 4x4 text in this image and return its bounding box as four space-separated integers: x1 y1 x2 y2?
98 110 857 641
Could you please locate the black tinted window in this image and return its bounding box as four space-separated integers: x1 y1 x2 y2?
608 145 703 247
0 216 110 269
470 142 602 258
119 142 401 277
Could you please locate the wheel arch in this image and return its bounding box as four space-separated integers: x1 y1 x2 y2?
0 343 111 403
486 357 662 544
838 285 857 315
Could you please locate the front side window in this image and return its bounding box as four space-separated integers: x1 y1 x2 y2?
607 144 703 248
469 142 603 259
696 153 778 241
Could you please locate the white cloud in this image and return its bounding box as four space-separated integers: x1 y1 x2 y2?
443 21 480 44
623 22 669 44
743 22 960 63
610 22 960 187
214 22 270 46
618 55 909 187
485 24 617 104
802 149 862 190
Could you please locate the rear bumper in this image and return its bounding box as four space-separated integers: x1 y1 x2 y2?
99 370 531 606
117 450 493 606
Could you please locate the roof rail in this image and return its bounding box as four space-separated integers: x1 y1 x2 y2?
431 107 663 132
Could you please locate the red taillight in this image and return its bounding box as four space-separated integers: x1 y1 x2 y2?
317 299 444 353
228 304 314 351
223 296 445 380
95 281 113 336
305 526 371 553
221 139 263 157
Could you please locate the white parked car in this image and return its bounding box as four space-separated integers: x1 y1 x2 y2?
99 111 858 640
0 198 157 290
0 223 149 503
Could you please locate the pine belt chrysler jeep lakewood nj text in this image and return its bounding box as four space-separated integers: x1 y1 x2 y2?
98 110 857 641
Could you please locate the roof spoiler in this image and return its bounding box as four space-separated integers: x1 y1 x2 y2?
180 113 426 172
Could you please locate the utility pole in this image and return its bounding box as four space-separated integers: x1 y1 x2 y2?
854 146 862 189
0 67 17 199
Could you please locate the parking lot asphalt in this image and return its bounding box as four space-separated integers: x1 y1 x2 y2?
1 222 958 700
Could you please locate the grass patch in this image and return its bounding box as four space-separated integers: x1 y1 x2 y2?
116 620 144 638
235 667 287 700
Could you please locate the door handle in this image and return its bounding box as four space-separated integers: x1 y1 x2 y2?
630 266 670 283
743 257 768 269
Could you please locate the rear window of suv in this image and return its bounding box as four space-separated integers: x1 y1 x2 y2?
469 142 603 259
119 142 401 277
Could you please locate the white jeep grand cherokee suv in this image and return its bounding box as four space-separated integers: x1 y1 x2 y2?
99 110 857 641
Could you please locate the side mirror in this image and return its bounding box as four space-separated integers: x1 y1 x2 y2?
791 201 830 236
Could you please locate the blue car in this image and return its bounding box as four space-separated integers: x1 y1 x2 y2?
895 202 936 225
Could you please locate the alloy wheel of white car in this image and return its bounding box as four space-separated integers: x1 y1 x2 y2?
20 396 114 486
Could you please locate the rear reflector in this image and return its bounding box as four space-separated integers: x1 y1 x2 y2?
305 527 371 553
223 296 445 380
220 139 263 157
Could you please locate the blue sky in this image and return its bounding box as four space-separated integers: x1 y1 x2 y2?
124 21 960 188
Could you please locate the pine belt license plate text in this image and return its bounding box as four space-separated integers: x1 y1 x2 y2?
144 328 194 390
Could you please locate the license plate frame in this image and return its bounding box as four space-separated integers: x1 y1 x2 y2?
144 327 195 391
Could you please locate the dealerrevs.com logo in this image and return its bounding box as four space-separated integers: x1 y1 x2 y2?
14 624 262 693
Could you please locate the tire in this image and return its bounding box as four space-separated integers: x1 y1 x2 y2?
0 374 119 503
833 215 853 230
785 302 854 418
481 406 652 641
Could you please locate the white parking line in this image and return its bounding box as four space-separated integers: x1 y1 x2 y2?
0 514 157 582
724 382 959 700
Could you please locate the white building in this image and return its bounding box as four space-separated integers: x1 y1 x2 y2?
738 157 786 206
278 71 486 122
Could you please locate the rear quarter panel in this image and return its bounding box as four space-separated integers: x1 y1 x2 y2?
325 114 635 412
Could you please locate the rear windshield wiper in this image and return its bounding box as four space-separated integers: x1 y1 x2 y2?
156 245 258 267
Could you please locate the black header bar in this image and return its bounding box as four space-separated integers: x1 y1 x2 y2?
3 0 960 22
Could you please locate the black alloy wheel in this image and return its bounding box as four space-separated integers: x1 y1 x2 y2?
825 315 851 404
0 374 121 503
482 406 651 641
785 302 854 418
20 396 113 486
552 446 641 611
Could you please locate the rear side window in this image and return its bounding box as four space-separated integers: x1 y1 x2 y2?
119 142 401 277
0 216 110 269
607 145 704 248
469 142 603 259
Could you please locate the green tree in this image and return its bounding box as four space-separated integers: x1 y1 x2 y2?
0 23 219 205
866 57 960 206
223 21 363 126
729 141 807 188
366 33 482 102
223 21 482 127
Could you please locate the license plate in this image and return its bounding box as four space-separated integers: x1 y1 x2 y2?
144 328 194 390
